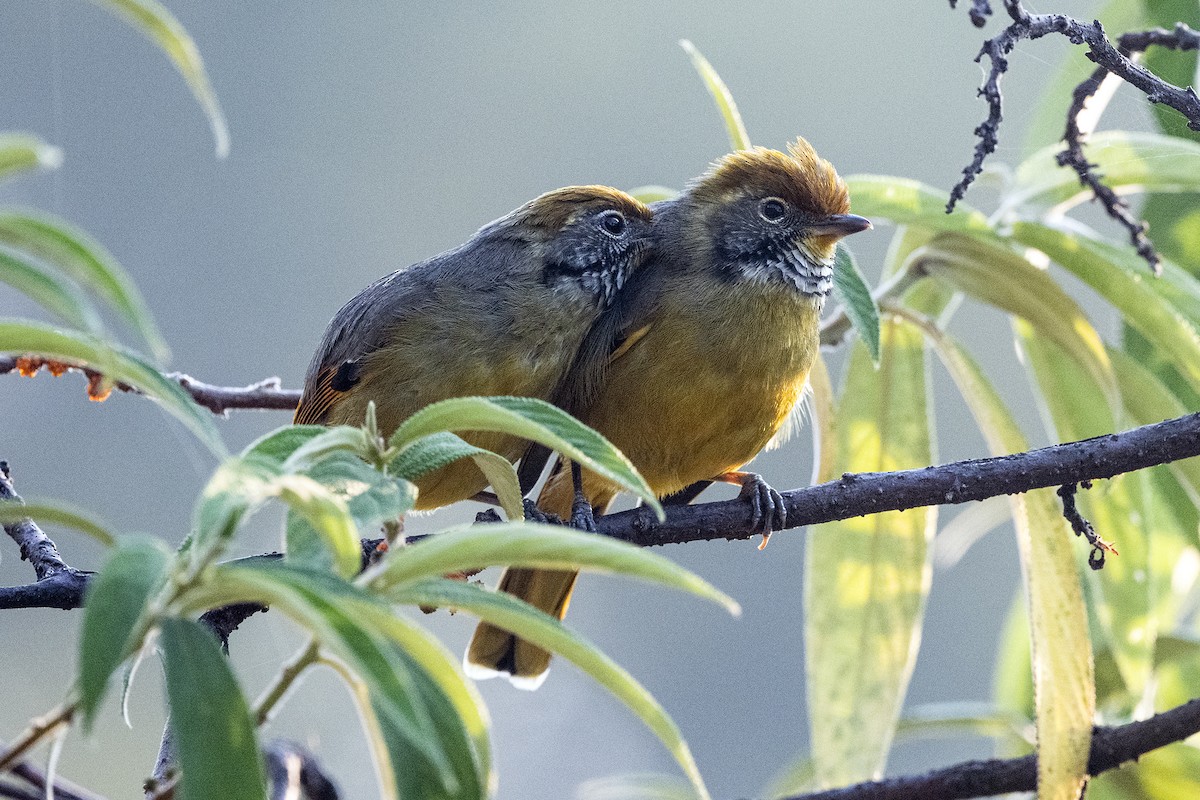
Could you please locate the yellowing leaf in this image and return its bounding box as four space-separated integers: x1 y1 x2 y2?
805 319 935 785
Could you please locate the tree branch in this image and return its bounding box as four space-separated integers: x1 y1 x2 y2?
781 696 1200 800
595 412 1200 547
0 462 91 610
0 356 301 415
948 0 1200 271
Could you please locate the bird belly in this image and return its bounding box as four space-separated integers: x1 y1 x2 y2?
588 289 820 499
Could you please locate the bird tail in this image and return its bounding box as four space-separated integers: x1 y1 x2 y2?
464 467 615 689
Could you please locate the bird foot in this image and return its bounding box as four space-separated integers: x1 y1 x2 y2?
522 498 563 526
729 472 786 549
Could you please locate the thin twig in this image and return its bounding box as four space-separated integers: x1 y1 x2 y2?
0 356 301 415
10 760 108 800
781 696 1200 800
1057 482 1117 570
949 1 1200 270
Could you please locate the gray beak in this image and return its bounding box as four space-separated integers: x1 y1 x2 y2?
809 214 872 239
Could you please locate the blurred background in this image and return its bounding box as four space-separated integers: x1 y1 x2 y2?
2 2 1150 798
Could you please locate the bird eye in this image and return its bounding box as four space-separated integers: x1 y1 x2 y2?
759 198 787 223
599 210 627 237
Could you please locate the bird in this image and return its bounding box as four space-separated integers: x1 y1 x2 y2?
294 186 654 512
467 138 871 687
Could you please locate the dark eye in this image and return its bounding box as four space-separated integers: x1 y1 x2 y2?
599 210 627 237
759 198 787 223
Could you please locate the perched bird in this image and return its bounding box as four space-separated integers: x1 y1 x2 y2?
467 139 871 686
294 186 654 511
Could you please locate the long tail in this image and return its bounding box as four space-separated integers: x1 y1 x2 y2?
464 466 615 689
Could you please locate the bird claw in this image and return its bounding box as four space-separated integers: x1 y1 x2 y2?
570 494 598 533
737 473 786 549
522 498 562 526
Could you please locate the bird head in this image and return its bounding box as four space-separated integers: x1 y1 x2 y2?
686 138 870 297
495 186 654 308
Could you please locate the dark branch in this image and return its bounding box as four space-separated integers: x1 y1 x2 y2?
0 356 300 415
949 1 1200 271
0 462 91 609
9 760 107 800
596 412 1200 547
780 696 1200 800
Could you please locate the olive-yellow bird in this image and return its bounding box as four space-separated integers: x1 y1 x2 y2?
467 139 870 686
294 187 653 510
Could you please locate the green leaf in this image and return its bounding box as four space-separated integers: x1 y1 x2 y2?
805 320 935 786
159 617 267 800
193 458 360 576
895 702 1031 745
78 538 171 729
844 176 995 237
1108 347 1200 510
89 0 229 158
0 498 116 547
901 312 1094 800
388 396 662 518
0 319 225 456
281 425 372 473
627 186 680 204
1088 742 1200 800
393 577 713 800
679 40 751 151
1012 221 1200 396
1017 322 1153 702
367 521 740 616
242 424 326 466
0 212 169 361
0 248 104 333
0 133 62 183
388 432 523 520
285 453 415 572
1007 131 1200 214
831 244 880 364
922 232 1117 404
192 563 484 798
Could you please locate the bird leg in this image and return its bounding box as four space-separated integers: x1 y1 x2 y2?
568 461 597 532
716 471 787 549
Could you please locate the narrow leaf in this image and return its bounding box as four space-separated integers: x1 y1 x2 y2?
393 577 713 800
679 40 751 151
78 538 170 729
160 618 267 800
242 425 326 467
1008 131 1200 213
0 212 169 360
368 521 739 616
0 319 225 456
388 396 661 517
1012 221 1200 396
628 186 680 204
0 498 116 547
805 320 935 786
89 0 229 157
192 564 476 797
0 249 104 334
922 232 1117 403
831 244 880 364
902 312 1094 800
845 176 995 237
0 133 62 183
1017 321 1153 701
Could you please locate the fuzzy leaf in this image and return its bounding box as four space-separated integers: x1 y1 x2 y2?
832 244 880 364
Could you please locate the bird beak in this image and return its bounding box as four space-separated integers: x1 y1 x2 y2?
808 214 872 240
